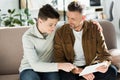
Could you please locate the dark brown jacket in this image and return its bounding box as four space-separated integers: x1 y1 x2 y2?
54 20 111 66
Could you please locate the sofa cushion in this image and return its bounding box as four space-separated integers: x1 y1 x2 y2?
109 49 120 73
0 27 29 75
0 74 19 80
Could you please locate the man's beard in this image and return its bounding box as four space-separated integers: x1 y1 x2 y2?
69 23 83 31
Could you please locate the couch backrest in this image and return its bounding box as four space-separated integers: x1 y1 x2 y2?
99 20 117 49
0 27 29 75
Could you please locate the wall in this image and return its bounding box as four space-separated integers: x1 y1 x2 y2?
0 0 51 19
103 0 120 49
0 0 19 14
103 0 120 33
0 0 19 26
112 0 120 33
20 0 53 18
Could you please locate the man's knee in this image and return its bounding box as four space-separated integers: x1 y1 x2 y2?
108 65 118 76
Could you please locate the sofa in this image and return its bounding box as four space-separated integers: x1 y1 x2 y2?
0 27 29 80
0 21 120 80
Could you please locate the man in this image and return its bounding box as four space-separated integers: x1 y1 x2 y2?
19 4 76 80
54 1 117 80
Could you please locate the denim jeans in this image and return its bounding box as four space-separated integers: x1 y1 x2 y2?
59 65 117 80
20 69 60 80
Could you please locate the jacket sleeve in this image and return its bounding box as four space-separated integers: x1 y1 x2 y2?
96 26 112 62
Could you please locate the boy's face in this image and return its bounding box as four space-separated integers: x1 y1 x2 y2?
67 11 83 31
38 18 58 34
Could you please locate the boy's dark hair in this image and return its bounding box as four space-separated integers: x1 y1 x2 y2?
38 4 60 20
68 1 83 13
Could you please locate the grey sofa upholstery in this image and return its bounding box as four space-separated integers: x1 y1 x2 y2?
0 21 120 80
99 20 117 49
0 27 29 80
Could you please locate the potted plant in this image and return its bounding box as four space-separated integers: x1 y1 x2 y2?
20 8 35 26
1 8 35 27
2 9 22 27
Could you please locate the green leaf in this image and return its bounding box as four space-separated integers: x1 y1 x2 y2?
13 14 21 17
28 19 34 25
10 17 13 21
13 18 22 25
24 8 29 15
21 19 26 22
11 9 15 14
2 8 35 27
4 19 11 26
8 9 11 13
2 16 8 19
1 14 7 16
10 24 15 27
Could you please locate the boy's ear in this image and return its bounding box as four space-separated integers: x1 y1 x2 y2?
38 18 43 23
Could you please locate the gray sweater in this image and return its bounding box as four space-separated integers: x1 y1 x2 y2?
19 26 58 72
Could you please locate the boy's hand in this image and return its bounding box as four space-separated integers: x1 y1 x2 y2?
58 63 77 72
72 68 83 74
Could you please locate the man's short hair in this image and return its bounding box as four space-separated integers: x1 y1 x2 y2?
68 1 83 13
38 4 60 20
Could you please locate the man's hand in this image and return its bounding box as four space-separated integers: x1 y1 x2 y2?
83 73 95 80
58 63 77 72
92 21 103 32
96 61 111 73
72 67 95 80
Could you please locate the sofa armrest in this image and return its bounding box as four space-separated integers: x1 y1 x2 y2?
109 49 120 73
